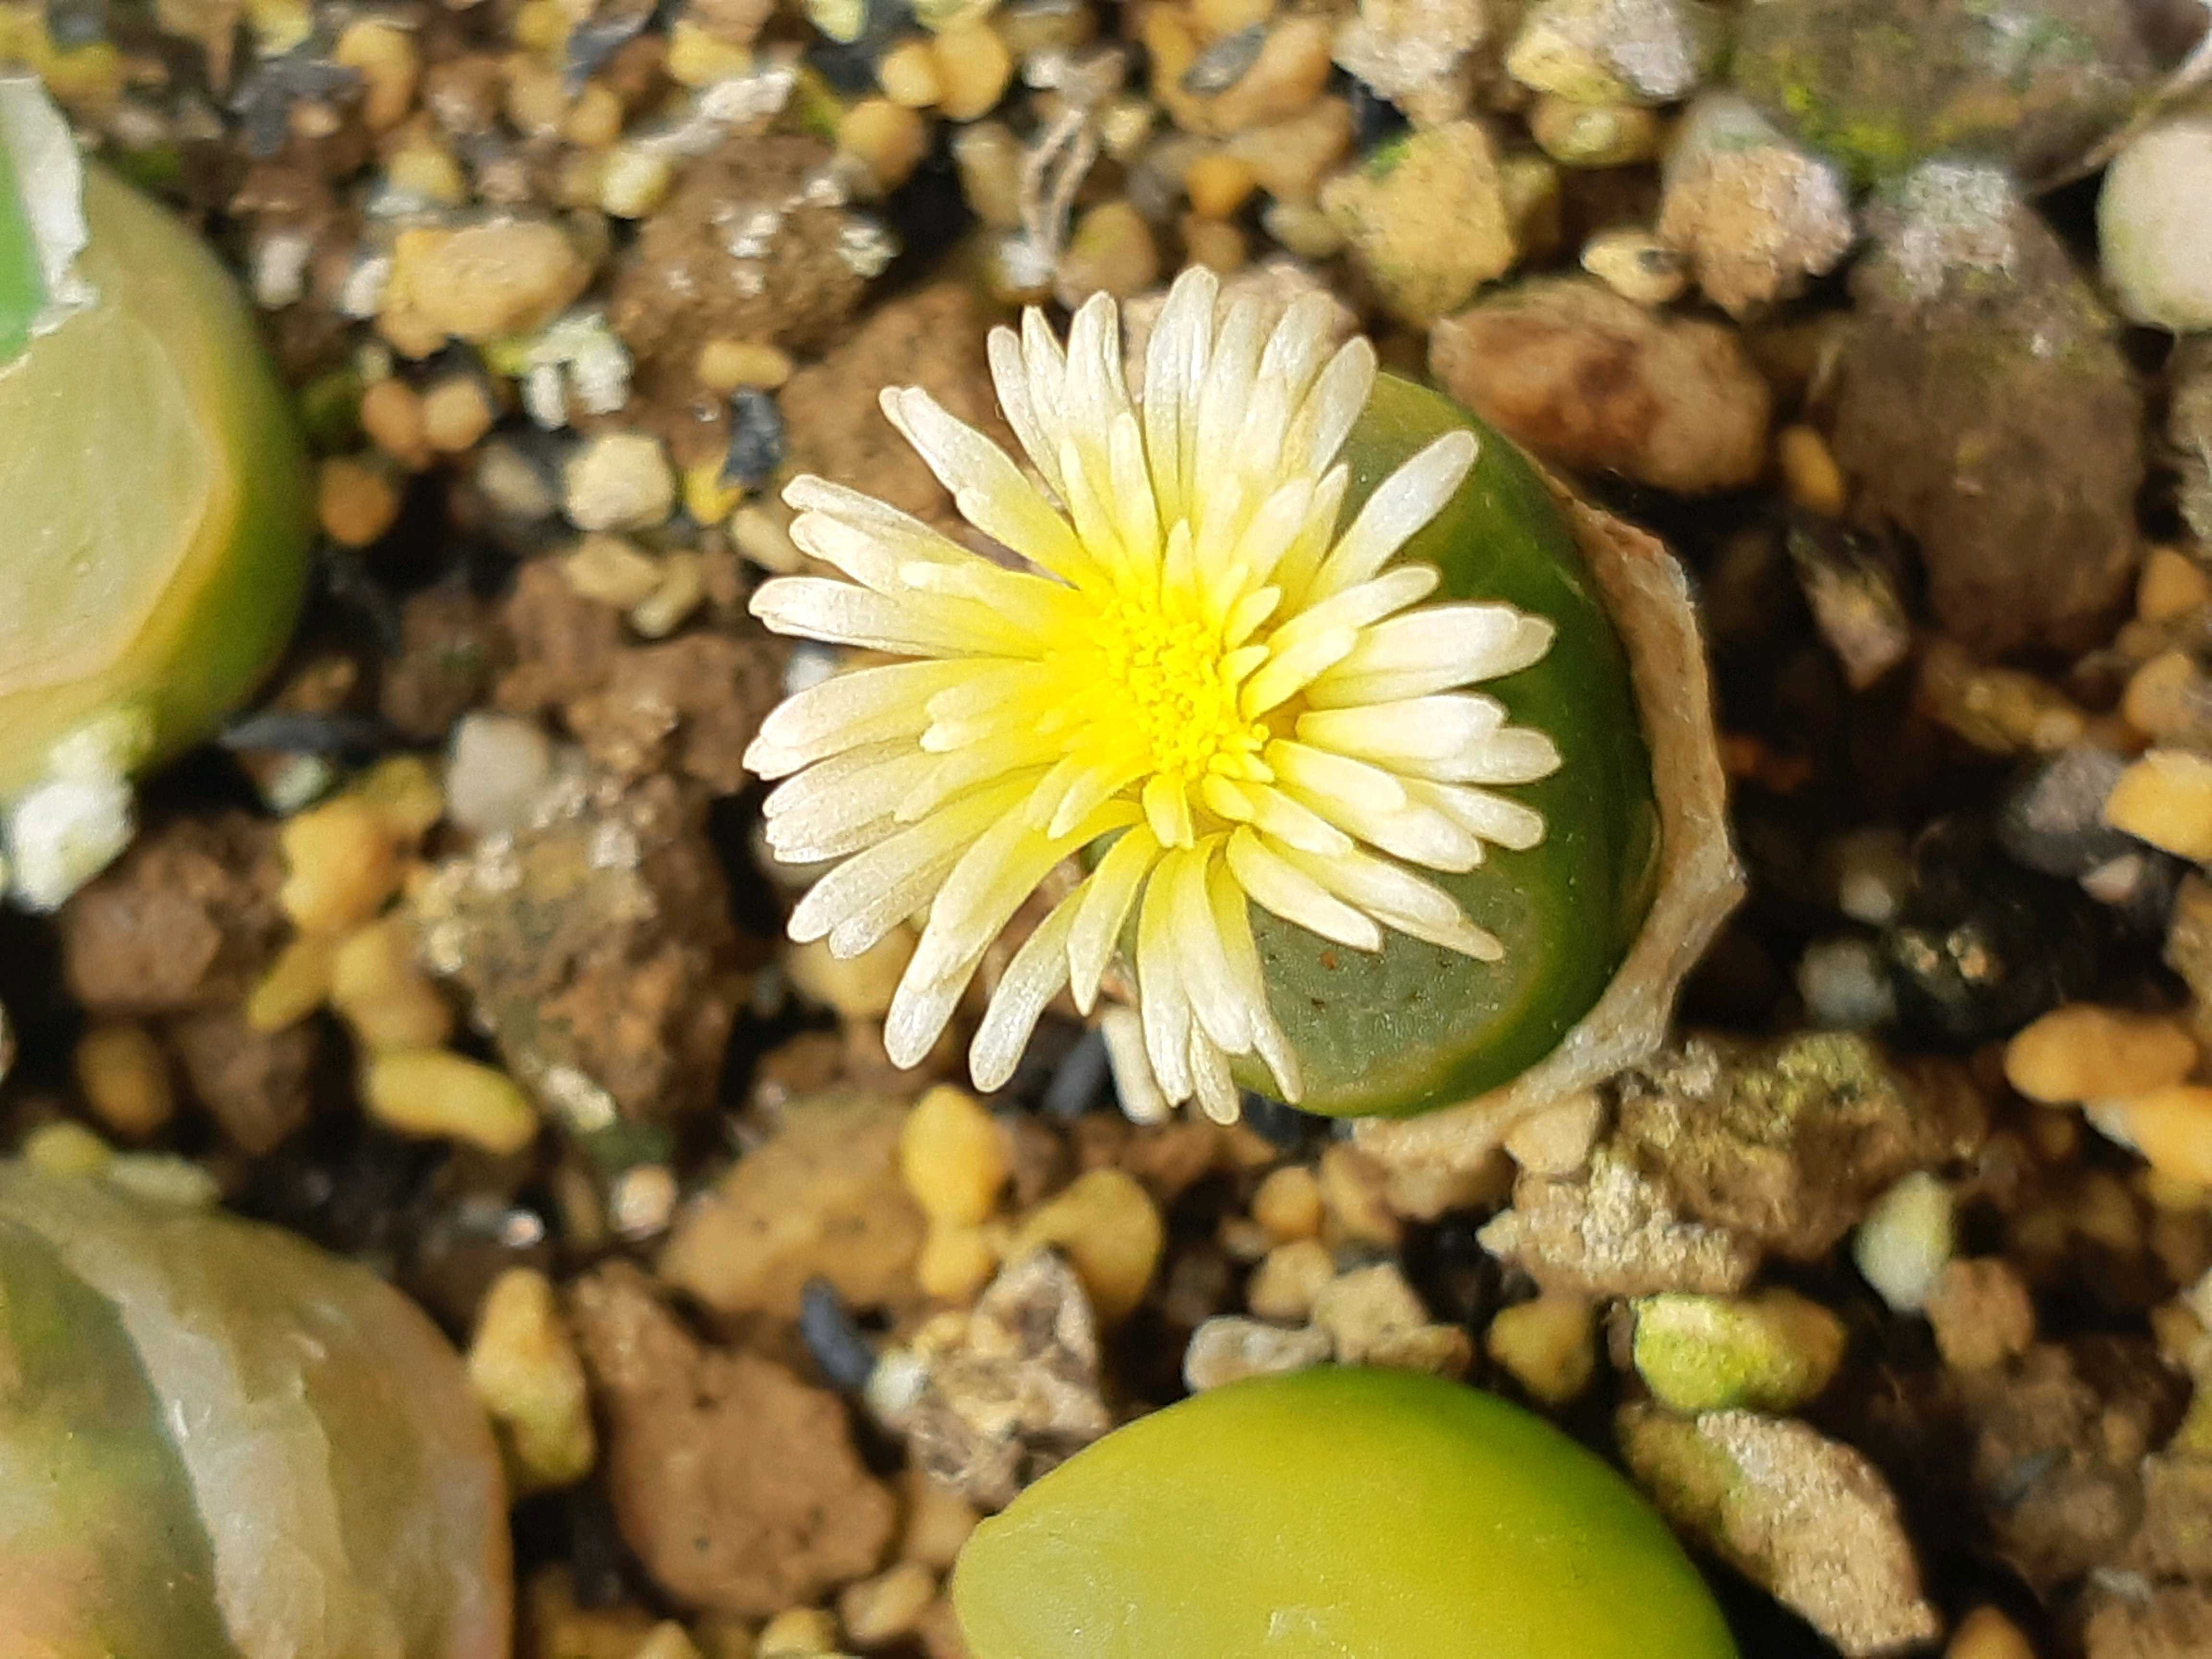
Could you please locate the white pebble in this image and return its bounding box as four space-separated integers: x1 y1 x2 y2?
2099 115 2212 333
562 431 675 531
1852 1171 1955 1314
445 713 555 835
1795 936 1897 1031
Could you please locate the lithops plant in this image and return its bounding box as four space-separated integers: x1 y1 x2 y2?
0 78 311 909
745 264 1735 1121
0 1164 512 1659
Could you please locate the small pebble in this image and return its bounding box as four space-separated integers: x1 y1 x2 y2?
1184 152 1258 219
445 713 556 836
2098 115 2212 333
629 1623 702 1659
1012 1169 1164 1323
1503 1092 1604 1176
421 376 496 453
1182 1315 1334 1391
1796 935 1897 1030
1924 1258 2036 1373
1251 1164 1324 1242
467 1265 597 1490
360 378 430 469
1530 96 1660 167
565 532 664 608
1777 424 1847 517
900 1083 1012 1226
697 338 794 393
1579 228 1687 305
933 22 1012 120
600 144 675 219
1853 1171 1956 1314
1948 1606 2037 1659
840 97 930 192
1058 200 1161 303
838 1562 937 1647
22 1119 115 1178
1311 1261 1428 1364
73 1022 174 1139
757 1608 842 1657
1317 1142 1400 1248
318 455 403 547
563 431 676 531
1246 1237 1336 1322
2102 1084 2212 1186
1484 1294 1597 1406
1632 1289 1849 1413
2003 1003 2197 1106
2138 545 2212 624
898 1470 980 1570
278 795 402 933
2105 749 2212 861
363 1049 540 1155
333 18 419 132
878 38 944 107
628 551 706 638
724 389 787 488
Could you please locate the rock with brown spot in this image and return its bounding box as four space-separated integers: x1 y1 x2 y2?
2084 1584 2212 1659
410 770 740 1130
1479 1146 1761 1298
1611 1032 1986 1262
496 559 626 718
1957 1340 2183 1591
382 220 591 350
611 137 867 385
660 1091 927 1321
60 816 289 1016
565 633 783 796
569 1263 896 1618
1925 1257 2037 1372
1619 1405 1940 1658
167 1007 320 1155
1832 160 2142 658
892 1250 1113 1509
1321 120 1518 325
780 284 1019 533
1430 275 1770 493
1658 93 1854 316
381 581 516 745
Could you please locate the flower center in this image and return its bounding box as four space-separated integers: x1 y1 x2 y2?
1090 586 1268 786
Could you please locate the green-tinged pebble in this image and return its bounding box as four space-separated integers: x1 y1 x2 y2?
951 1367 1736 1659
1247 375 1659 1116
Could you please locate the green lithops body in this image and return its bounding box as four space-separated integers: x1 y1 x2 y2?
952 1367 1737 1659
0 86 311 804
1253 376 1659 1116
0 1165 513 1659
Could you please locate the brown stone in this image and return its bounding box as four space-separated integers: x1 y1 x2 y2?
570 1264 895 1617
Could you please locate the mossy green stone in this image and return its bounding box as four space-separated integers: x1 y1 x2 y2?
951 1367 1738 1659
1250 376 1658 1117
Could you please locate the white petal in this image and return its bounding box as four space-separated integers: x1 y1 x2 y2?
1285 337 1375 477
1286 781 1484 873
1401 725 1564 785
1224 827 1381 951
1189 1026 1240 1123
1306 607 1554 708
1295 694 1506 767
1208 857 1300 1103
988 323 1064 497
1238 625 1360 717
1264 738 1407 815
1201 776 1354 857
1143 266 1217 526
789 780 1022 949
745 660 972 777
750 576 1016 657
881 387 1098 583
1306 431 1477 601
1412 779 1550 851
1135 855 1195 1102
1067 825 1162 1012
970 895 1082 1091
1274 842 1503 961
1166 840 1251 1056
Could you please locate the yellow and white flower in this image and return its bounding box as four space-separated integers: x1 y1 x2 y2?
746 266 1561 1121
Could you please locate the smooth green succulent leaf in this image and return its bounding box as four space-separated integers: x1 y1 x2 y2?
952 1367 1738 1659
1250 375 1659 1117
0 160 312 800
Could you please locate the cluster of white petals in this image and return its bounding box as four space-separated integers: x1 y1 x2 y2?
747 267 1560 1120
